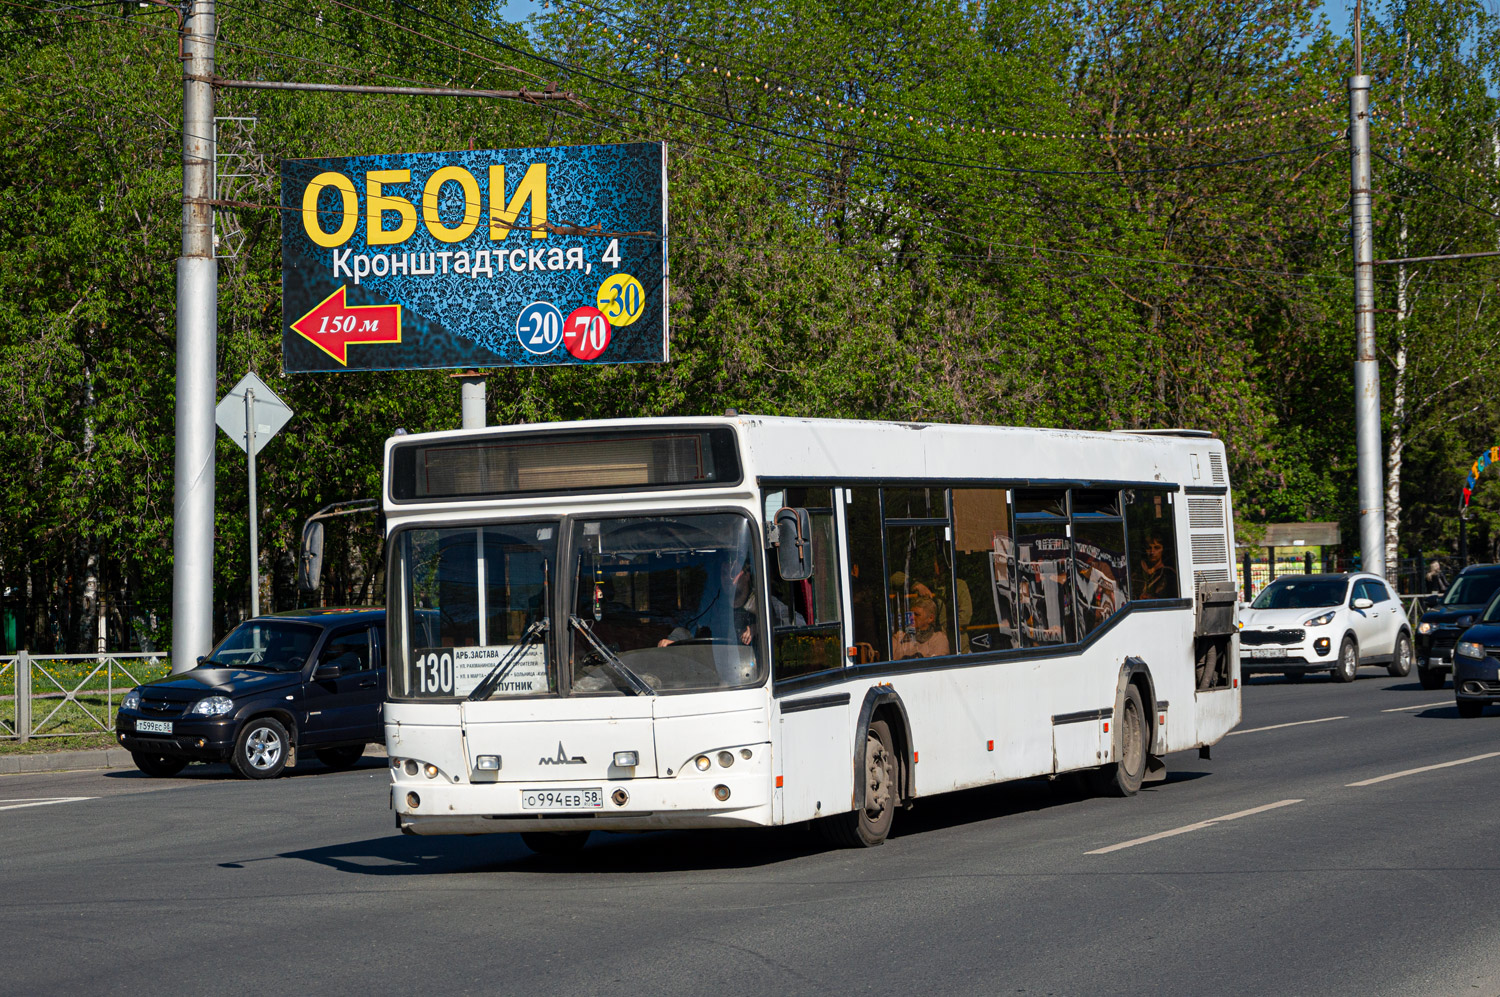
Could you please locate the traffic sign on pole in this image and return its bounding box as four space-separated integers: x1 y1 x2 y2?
216 371 292 455
216 372 293 618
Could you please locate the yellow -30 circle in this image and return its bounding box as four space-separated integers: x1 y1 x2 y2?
596 273 646 328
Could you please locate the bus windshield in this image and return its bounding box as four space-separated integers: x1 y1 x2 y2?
569 512 766 694
396 522 557 699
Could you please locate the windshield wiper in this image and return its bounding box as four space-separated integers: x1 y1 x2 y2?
466 619 549 702
568 615 655 696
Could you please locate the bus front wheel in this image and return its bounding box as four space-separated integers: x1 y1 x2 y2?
818 719 897 848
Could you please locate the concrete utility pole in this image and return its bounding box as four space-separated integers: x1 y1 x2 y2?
456 372 487 429
174 0 218 671
1350 0 1386 578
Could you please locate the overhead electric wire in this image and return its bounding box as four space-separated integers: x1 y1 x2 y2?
1372 149 1500 220
217 0 1361 278
0 0 1399 288
364 0 1346 182
543 0 1343 143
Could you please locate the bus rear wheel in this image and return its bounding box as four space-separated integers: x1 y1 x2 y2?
818 719 897 848
1090 686 1147 797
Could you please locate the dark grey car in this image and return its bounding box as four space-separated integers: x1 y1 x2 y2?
115 608 385 778
1415 565 1500 690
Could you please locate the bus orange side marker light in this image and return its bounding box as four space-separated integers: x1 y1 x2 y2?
913 751 919 763
986 740 994 751
1103 722 1109 733
1159 715 1165 725
775 775 784 788
1233 679 1239 688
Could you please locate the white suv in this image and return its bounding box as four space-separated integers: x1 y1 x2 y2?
1239 573 1414 682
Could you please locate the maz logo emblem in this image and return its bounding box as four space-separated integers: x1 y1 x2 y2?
540 742 586 765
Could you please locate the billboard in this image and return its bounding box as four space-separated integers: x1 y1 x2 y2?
280 142 667 373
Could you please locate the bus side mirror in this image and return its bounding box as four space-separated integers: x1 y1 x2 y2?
772 507 814 581
297 520 324 592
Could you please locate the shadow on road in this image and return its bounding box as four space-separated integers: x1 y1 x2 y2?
264 769 1215 877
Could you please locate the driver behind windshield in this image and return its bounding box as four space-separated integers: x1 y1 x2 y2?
658 556 806 648
659 557 756 646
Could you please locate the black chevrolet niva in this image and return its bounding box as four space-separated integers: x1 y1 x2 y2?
115 608 385 779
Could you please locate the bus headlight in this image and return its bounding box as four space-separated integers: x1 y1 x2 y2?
695 755 711 771
717 751 735 768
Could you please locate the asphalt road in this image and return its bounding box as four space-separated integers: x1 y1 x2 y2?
3 667 1499 996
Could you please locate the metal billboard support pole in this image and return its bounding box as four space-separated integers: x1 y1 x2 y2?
173 0 219 672
245 387 259 619
458 373 487 429
1349 4 1385 578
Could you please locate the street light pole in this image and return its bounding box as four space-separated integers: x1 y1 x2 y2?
173 0 218 671
1350 0 1386 578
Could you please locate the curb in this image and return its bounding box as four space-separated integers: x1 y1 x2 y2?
0 743 389 776
0 747 135 775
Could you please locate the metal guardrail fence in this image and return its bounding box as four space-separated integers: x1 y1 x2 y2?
0 652 172 742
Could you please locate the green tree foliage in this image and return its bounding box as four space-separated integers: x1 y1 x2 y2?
1 0 1498 650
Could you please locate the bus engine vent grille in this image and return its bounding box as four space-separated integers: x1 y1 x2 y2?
1187 497 1225 530
1191 534 1228 565
1209 452 1226 484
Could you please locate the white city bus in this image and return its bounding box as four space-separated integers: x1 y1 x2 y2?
382 416 1241 851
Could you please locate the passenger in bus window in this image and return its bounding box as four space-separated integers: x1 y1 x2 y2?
1134 534 1178 600
892 596 950 659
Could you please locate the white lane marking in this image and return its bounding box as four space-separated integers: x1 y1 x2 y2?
1380 701 1450 713
1086 799 1303 855
0 797 95 812
1229 716 1346 736
1346 752 1500 787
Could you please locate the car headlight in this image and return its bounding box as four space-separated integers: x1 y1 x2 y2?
1456 641 1486 660
1417 621 1433 634
187 695 234 717
1304 612 1335 627
121 690 141 712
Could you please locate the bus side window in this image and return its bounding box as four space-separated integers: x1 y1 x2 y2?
1124 489 1180 601
951 488 1017 653
768 487 845 682
1014 489 1074 647
845 488 888 664
1072 490 1127 637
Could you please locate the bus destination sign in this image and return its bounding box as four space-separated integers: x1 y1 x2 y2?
280 141 668 373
